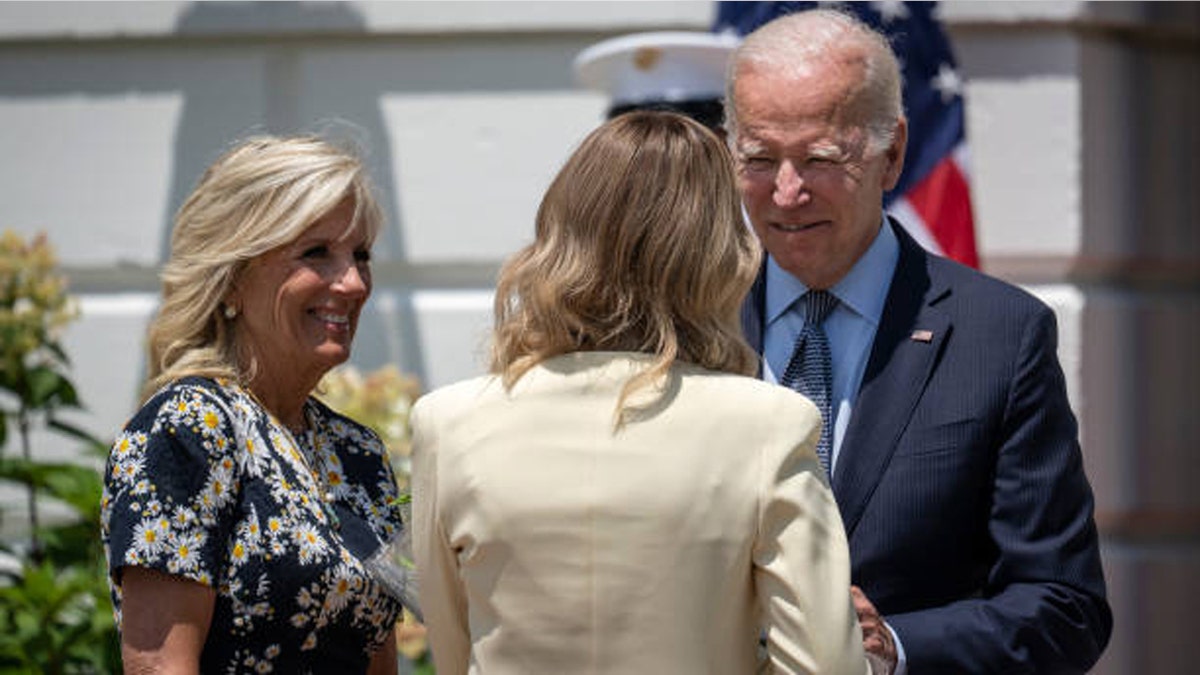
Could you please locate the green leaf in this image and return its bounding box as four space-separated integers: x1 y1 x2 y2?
0 456 36 484
37 522 104 568
43 463 103 505
44 340 71 367
46 417 106 450
21 365 81 409
17 562 57 600
53 376 80 408
25 366 66 408
0 457 103 520
0 362 23 399
0 413 6 448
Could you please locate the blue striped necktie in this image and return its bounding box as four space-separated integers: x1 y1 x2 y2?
779 290 838 476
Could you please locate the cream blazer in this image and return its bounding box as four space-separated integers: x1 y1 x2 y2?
411 352 869 675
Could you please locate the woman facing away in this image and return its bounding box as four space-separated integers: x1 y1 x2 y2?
100 134 408 673
411 111 876 674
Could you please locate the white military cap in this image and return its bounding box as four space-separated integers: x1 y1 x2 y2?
573 31 740 129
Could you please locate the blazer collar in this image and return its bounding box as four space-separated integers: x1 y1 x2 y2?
740 220 955 534
832 218 952 533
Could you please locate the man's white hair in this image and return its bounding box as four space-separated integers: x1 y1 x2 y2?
724 8 904 156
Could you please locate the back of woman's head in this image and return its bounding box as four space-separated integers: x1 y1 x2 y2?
492 111 761 415
143 133 382 401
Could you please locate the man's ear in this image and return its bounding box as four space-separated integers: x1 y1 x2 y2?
882 118 908 191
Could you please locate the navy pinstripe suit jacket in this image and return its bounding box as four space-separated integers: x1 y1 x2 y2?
742 219 1112 673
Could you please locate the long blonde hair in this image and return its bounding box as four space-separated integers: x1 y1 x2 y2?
492 111 761 421
142 134 381 401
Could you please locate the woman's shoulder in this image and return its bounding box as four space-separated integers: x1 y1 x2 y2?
667 366 822 448
411 374 504 420
305 395 385 449
677 364 818 412
306 394 367 430
144 374 237 403
125 376 240 428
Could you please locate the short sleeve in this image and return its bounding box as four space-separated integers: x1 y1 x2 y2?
102 382 243 590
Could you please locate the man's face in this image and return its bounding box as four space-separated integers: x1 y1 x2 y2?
732 62 906 290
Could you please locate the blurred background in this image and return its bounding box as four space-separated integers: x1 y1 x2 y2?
0 2 1196 672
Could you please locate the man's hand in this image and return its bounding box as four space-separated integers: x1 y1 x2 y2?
852 585 897 675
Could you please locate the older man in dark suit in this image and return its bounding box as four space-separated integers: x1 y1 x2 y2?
730 9 1111 673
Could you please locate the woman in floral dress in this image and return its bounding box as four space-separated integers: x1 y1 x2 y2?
101 134 406 673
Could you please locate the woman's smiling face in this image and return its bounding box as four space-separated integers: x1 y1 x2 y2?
232 199 373 392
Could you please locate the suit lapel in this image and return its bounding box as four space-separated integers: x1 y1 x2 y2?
832 221 951 535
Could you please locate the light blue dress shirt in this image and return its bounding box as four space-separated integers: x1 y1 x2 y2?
762 221 899 477
761 220 907 674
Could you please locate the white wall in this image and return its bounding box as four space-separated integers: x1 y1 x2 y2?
0 1 714 445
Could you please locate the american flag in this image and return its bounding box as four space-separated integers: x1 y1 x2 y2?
714 1 979 268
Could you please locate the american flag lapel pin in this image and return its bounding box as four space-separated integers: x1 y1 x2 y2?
911 329 934 343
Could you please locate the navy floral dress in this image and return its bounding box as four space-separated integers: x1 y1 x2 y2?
101 376 406 673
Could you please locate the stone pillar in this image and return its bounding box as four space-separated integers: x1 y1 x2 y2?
945 3 1200 672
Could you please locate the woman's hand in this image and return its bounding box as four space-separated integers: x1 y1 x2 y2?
119 566 215 673
852 585 897 675
366 627 399 675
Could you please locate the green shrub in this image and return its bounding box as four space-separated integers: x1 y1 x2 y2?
0 230 121 673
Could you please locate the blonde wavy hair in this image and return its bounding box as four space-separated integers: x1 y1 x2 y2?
491 111 761 421
142 133 382 402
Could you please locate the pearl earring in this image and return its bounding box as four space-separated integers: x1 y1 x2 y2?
223 305 238 320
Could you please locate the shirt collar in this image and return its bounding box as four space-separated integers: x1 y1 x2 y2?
764 218 899 327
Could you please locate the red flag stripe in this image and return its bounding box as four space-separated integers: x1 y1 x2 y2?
904 155 979 268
